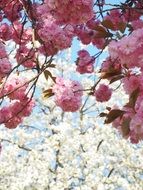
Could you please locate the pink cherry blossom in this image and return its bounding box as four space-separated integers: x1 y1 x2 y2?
94 84 112 102
76 50 95 74
1 76 28 100
122 75 140 94
0 98 35 129
0 58 12 81
0 42 7 58
130 114 143 143
16 45 36 68
44 0 94 24
52 77 83 112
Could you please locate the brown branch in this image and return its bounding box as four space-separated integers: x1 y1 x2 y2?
1 138 32 151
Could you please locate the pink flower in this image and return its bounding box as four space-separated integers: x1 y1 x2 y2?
0 106 12 124
129 114 143 143
75 26 93 45
0 58 11 73
0 23 12 41
1 76 28 100
52 77 83 112
131 19 143 30
94 84 112 102
108 40 120 60
0 98 35 129
37 15 74 55
109 28 143 69
92 37 105 49
104 10 126 31
16 45 36 68
101 57 121 74
0 42 7 58
44 0 94 24
0 42 12 80
2 0 22 22
5 116 23 129
122 75 140 94
0 58 12 81
76 50 95 74
12 21 32 44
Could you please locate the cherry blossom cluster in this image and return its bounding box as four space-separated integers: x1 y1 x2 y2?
52 77 83 112
36 14 74 55
75 20 106 49
0 98 35 129
0 42 12 81
33 0 93 55
76 49 95 74
1 0 143 144
108 28 143 69
0 0 22 22
16 45 36 68
0 76 35 129
104 28 143 143
44 0 94 24
110 75 143 144
94 84 112 102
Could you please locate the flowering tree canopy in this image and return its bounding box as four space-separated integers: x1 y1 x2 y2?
0 74 143 189
1 0 143 144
